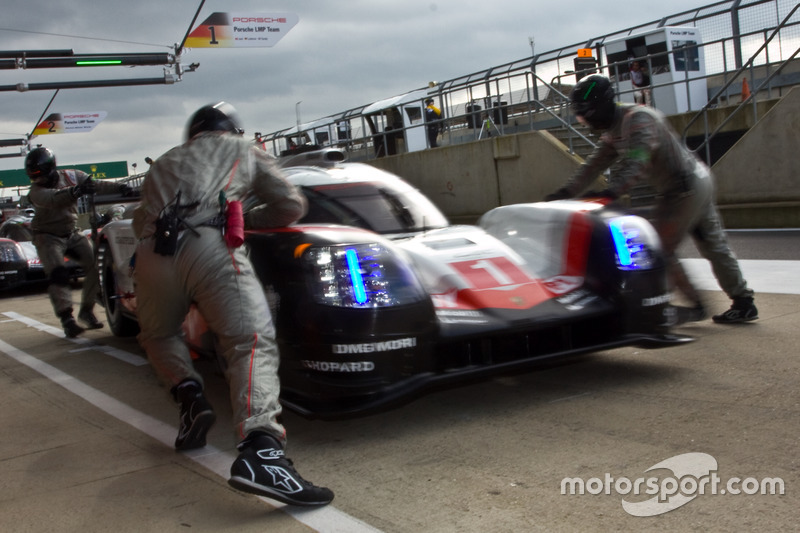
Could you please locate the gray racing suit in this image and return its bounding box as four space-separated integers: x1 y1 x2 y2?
28 169 119 320
132 131 306 443
563 103 753 304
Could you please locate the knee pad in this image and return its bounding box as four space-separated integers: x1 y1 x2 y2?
49 266 71 286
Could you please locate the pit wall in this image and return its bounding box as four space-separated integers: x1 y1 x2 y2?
368 86 800 228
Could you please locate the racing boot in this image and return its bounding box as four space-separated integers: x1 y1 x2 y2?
712 297 758 324
174 380 216 451
228 432 334 507
60 311 85 338
671 302 707 325
78 307 104 330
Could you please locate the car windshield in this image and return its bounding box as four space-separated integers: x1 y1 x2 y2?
299 182 448 234
0 221 33 242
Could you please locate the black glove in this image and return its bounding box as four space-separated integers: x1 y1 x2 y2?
118 184 136 197
70 177 95 198
544 187 572 202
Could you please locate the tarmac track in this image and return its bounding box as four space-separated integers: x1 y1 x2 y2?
0 230 798 532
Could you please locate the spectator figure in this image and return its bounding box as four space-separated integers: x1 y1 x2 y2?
629 60 652 106
425 98 442 148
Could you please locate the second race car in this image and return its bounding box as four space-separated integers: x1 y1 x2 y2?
0 210 86 286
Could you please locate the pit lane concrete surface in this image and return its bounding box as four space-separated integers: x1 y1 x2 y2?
0 230 798 532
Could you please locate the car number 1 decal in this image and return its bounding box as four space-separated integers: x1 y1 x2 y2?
448 256 532 289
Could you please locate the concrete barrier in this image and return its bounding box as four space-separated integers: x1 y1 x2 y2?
368 130 594 224
368 87 800 228
712 86 800 227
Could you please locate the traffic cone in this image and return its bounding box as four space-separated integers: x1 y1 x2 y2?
740 77 751 102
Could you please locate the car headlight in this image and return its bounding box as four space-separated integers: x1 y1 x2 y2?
304 243 427 307
608 216 661 270
0 241 24 263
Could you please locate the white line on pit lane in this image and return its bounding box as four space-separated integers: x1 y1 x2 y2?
681 259 800 295
3 311 148 366
0 336 381 533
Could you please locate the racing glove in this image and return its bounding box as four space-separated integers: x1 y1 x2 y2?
544 187 572 202
70 177 95 198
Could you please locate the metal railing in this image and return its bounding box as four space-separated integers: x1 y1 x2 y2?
683 2 800 163
260 0 800 160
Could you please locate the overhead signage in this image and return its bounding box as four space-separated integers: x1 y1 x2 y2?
73 160 128 180
184 12 299 48
0 160 128 188
32 111 107 136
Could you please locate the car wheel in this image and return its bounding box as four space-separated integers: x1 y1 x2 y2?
98 242 139 337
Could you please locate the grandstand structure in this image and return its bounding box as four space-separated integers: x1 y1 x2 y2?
259 0 799 166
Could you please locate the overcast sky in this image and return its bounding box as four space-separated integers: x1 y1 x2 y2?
1 0 709 173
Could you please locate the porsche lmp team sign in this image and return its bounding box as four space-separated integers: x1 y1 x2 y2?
32 112 107 136
184 12 299 48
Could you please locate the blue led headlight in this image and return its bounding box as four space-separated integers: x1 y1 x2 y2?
305 243 427 307
345 248 368 304
608 216 661 270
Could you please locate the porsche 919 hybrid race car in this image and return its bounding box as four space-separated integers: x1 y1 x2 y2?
0 237 29 289
0 211 85 288
96 149 688 418
0 214 44 287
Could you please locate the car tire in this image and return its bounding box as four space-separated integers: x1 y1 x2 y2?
97 242 139 337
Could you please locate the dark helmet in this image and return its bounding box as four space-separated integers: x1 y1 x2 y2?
25 147 58 186
570 75 617 130
185 102 243 141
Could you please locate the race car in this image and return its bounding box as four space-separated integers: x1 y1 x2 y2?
96 149 688 418
0 237 28 289
0 212 85 284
